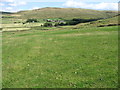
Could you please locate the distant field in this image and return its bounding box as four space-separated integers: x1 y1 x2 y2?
2 23 43 31
2 14 119 32
3 26 118 88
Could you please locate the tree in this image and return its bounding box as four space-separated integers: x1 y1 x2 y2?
54 23 59 27
43 23 53 27
26 18 38 23
54 22 65 27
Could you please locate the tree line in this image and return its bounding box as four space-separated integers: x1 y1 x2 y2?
24 18 101 27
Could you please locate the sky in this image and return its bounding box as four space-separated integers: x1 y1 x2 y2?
0 0 119 12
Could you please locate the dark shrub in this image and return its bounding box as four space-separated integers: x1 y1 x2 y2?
43 23 53 27
54 23 59 27
59 22 65 26
26 18 38 23
54 22 65 26
66 21 79 25
65 18 100 25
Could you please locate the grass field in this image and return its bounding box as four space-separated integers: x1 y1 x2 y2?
3 26 118 88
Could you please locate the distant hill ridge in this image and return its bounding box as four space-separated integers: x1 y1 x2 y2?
1 11 14 14
2 7 118 20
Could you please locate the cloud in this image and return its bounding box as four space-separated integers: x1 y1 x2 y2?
1 0 66 2
95 2 118 10
32 7 40 9
30 0 65 2
1 0 14 2
9 3 17 6
0 0 26 12
6 7 13 10
18 1 27 5
9 1 27 6
63 0 118 10
1 7 19 12
1 0 119 3
0 7 14 12
0 3 5 6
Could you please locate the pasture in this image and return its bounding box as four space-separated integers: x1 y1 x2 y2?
2 23 43 31
2 26 118 88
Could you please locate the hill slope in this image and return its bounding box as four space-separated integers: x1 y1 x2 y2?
75 15 119 28
16 7 117 19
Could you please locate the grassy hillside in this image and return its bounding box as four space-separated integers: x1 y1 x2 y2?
3 26 118 88
91 15 119 25
75 15 119 28
13 7 118 20
1 8 118 25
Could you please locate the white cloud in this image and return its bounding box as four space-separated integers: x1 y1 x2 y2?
1 0 14 2
1 0 119 3
32 7 40 9
18 1 27 5
6 7 13 10
0 6 19 12
1 0 66 2
63 0 118 10
9 1 27 7
1 7 15 12
9 3 17 6
95 2 118 10
0 1 26 12
0 3 5 6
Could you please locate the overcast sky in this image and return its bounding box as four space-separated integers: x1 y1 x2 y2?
0 0 119 12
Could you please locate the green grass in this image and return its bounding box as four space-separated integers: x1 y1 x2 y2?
3 26 118 88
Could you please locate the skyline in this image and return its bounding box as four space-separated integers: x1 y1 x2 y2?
0 0 119 12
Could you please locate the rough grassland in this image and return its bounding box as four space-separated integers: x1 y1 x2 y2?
3 26 118 88
2 8 117 20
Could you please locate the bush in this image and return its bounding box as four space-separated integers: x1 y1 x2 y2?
43 23 53 27
59 22 65 26
65 18 99 25
66 21 79 25
54 23 59 27
54 22 65 26
26 18 38 23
